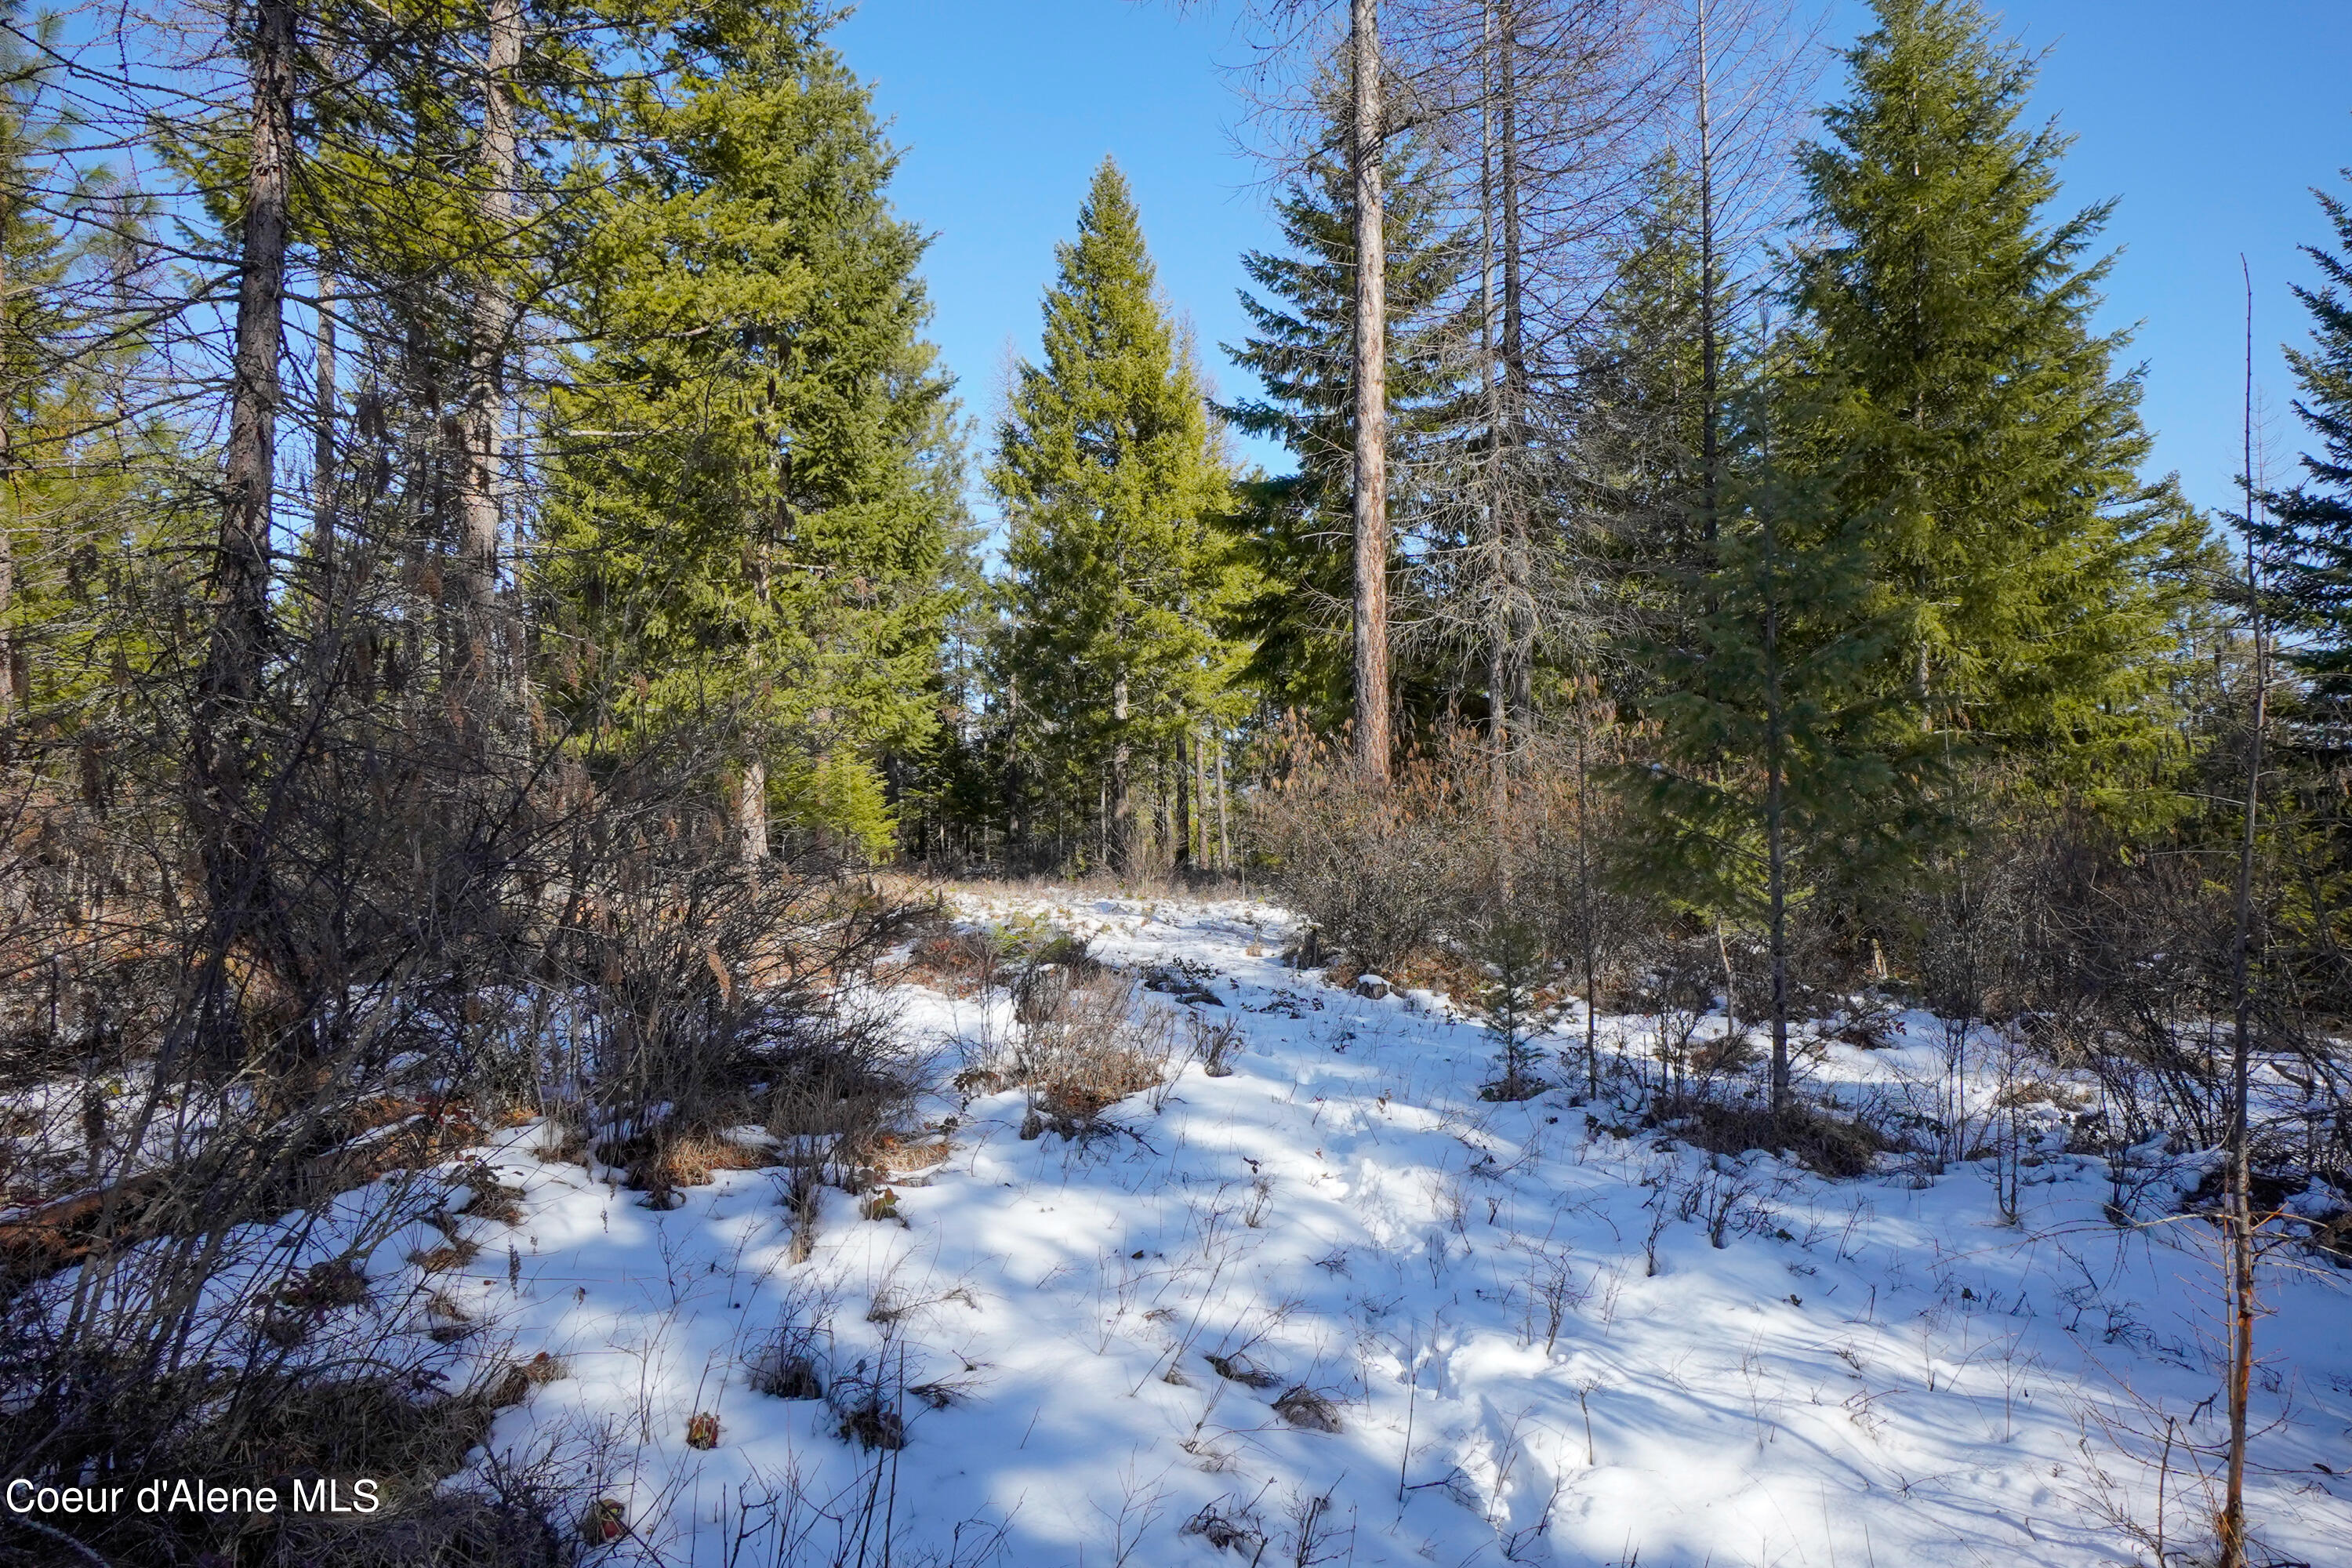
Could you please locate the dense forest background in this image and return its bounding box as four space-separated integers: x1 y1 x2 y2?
0 0 2347 1562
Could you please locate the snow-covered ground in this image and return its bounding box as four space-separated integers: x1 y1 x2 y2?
175 895 2352 1564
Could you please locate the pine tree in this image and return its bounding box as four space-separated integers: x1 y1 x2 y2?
1222 110 1466 733
536 0 964 860
0 4 153 725
1622 362 1923 1113
991 158 1245 875
1791 0 2199 811
1576 161 1714 644
2255 167 2352 712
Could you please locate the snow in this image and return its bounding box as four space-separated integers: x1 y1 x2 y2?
64 893 2352 1565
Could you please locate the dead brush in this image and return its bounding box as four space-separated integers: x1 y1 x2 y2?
1012 971 1174 1136
750 1279 837 1400
1272 1385 1343 1433
1194 1014 1243 1078
1664 1097 1896 1180
827 1370 907 1451
593 1127 773 1196
1182 1497 1265 1555
454 1160 527 1223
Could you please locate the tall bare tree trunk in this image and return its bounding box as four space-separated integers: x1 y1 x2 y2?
2220 257 2267 1568
1577 724 1599 1098
458 0 522 685
193 0 297 1040
1175 731 1193 869
1350 0 1391 780
1696 0 1719 543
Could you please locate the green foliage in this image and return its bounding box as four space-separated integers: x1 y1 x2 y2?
535 0 967 855
2255 167 2352 708
1618 365 1927 936
1790 0 2202 815
0 2 170 728
989 158 1249 863
1473 916 1555 1101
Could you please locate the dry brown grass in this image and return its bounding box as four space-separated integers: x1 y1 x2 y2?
1666 1099 1895 1180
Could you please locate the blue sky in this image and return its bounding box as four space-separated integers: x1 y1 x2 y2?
833 0 2352 520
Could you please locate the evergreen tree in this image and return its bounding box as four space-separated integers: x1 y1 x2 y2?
1576 160 1715 663
1790 0 2199 811
536 0 964 860
1221 111 1466 733
1622 363 1925 1112
0 2 155 728
991 158 1246 874
2255 166 2352 712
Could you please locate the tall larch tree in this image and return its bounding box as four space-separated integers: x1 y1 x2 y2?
1790 0 2199 818
992 158 1244 876
537 0 964 862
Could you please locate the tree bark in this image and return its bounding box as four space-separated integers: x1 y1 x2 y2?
311 267 336 565
1350 0 1391 781
736 756 768 864
458 0 523 685
2219 260 2268 1568
191 0 297 1054
1110 673 1133 876
1175 730 1193 869
1696 0 1720 544
0 229 14 728
1214 732 1230 873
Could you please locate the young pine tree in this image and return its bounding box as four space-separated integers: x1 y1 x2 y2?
1791 0 2198 814
1621 363 1924 1116
538 0 964 861
992 159 1246 876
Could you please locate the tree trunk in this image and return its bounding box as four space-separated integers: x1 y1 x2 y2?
1578 725 1599 1099
0 230 14 729
1350 0 1391 781
1696 0 1719 543
2219 261 2268 1568
736 756 768 864
1214 734 1231 873
458 0 523 685
311 267 336 565
1175 731 1193 869
189 0 297 1062
1110 674 1133 876
1763 477 1790 1118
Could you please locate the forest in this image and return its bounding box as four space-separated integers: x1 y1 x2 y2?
0 0 2347 1564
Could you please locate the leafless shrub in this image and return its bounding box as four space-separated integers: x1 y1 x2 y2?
1249 728 1481 971
1272 1383 1344 1432
1195 1013 1244 1078
1182 1496 1266 1555
1010 971 1174 1137
750 1279 837 1401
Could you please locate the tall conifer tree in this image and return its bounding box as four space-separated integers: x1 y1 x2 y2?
991 158 1244 874
537 0 964 860
2255 167 2352 712
1791 0 2197 808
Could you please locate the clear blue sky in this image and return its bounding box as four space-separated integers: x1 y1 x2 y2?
833 0 2352 520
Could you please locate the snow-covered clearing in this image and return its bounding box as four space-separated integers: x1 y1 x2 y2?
255 896 2352 1563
